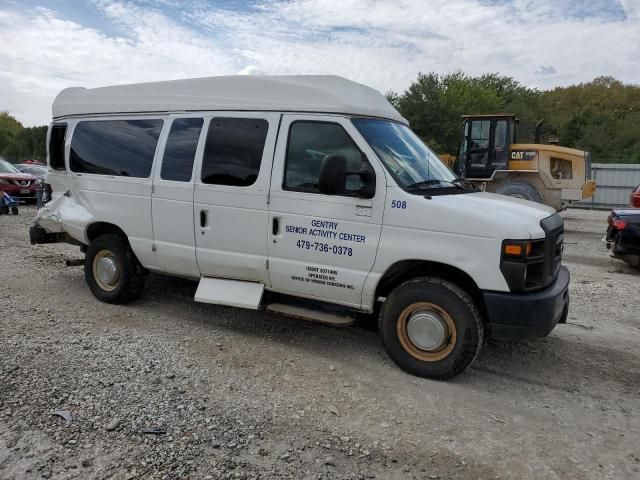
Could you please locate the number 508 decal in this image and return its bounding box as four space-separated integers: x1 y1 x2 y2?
391 200 407 209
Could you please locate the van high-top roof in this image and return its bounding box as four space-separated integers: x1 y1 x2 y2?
52 75 407 124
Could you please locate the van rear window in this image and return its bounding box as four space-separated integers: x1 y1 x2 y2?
70 120 163 177
49 123 67 171
201 118 268 187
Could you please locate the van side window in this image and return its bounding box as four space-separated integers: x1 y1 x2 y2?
201 118 268 187
70 119 163 177
161 118 203 182
49 123 67 171
284 121 368 194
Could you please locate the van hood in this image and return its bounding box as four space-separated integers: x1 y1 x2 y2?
463 192 555 222
414 191 556 240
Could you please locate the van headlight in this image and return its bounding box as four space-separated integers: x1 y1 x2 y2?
500 239 546 292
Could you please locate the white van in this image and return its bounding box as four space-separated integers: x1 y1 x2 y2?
31 75 569 379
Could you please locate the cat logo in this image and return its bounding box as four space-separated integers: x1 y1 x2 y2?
511 150 538 161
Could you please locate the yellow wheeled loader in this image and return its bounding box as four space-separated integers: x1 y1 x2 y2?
447 114 596 211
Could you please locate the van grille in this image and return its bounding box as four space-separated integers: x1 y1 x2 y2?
540 214 564 288
499 213 564 292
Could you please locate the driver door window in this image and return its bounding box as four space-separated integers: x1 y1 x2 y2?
284 121 370 195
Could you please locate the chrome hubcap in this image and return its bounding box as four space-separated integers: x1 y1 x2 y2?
93 250 120 291
97 256 118 284
406 309 449 352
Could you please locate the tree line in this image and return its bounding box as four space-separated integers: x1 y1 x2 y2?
387 73 640 164
0 112 47 162
2 73 639 164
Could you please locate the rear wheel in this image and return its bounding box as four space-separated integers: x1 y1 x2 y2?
84 234 146 304
378 277 484 380
11 206 18 215
496 181 543 203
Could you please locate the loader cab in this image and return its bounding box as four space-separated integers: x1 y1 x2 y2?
454 115 517 179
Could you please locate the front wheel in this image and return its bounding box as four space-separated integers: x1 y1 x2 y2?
84 234 147 304
378 277 484 380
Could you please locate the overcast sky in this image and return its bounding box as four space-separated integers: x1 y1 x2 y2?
1 0 639 126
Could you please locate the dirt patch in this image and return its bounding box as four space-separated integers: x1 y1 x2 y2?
1 207 639 479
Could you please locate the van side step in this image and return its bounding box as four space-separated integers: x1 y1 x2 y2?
194 277 264 309
265 303 355 326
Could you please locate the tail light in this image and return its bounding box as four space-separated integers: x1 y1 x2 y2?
631 186 640 208
608 215 627 230
613 219 627 230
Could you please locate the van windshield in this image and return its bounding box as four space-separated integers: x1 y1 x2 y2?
352 118 459 192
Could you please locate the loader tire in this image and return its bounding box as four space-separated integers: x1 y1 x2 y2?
496 181 543 203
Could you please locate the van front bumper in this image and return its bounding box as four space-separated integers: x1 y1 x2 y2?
483 266 570 340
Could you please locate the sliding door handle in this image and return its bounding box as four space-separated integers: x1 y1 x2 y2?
200 210 208 228
272 217 280 236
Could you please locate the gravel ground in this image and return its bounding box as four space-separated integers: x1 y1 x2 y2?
1 206 639 480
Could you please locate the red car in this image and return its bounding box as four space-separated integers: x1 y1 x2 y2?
630 184 640 208
0 158 37 202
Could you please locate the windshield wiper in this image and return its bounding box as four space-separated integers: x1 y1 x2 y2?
406 179 463 190
451 178 467 189
452 177 477 190
406 179 448 190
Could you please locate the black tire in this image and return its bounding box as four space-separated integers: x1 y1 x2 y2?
11 206 18 215
496 181 543 203
84 233 147 304
378 277 484 380
0 206 8 215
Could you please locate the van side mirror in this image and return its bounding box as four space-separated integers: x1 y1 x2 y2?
318 155 375 198
349 168 375 198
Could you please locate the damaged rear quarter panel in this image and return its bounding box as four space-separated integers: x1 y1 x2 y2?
35 194 92 241
36 173 158 269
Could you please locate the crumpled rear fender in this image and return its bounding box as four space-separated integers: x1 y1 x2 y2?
35 195 94 245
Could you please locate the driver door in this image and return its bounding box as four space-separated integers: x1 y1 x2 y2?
267 115 386 308
461 119 492 179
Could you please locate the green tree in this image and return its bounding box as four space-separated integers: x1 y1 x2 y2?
538 77 640 163
391 72 640 163
393 72 504 153
0 112 25 161
20 126 48 160
0 112 47 162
